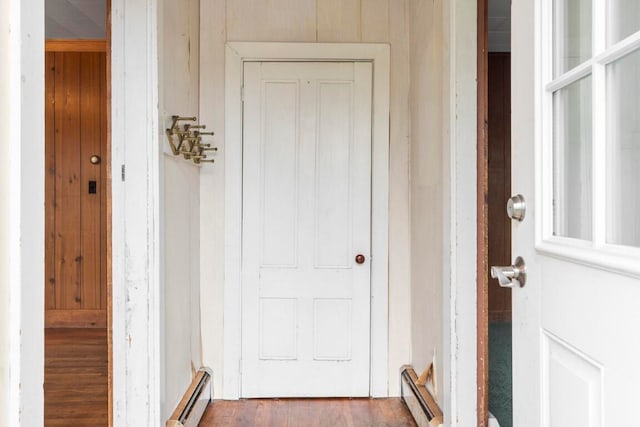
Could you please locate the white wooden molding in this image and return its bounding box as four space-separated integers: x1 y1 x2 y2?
111 0 162 424
2 1 45 425
224 42 390 399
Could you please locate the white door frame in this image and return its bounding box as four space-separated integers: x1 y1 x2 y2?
3 0 163 425
111 0 162 425
224 42 390 399
2 1 45 424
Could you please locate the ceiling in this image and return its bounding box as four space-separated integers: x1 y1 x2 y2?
488 0 511 52
45 0 106 39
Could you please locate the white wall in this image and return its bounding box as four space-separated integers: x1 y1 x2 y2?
409 0 477 424
199 0 412 397
408 0 446 400
0 0 45 425
0 2 10 419
158 0 203 419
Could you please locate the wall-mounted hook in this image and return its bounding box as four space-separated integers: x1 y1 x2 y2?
165 115 217 165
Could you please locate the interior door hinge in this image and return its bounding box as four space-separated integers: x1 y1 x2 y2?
121 164 125 181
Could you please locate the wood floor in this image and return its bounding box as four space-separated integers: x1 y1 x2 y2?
44 329 415 426
45 328 108 426
200 398 417 427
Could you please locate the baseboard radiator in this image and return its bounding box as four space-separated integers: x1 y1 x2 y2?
166 368 213 427
400 366 443 427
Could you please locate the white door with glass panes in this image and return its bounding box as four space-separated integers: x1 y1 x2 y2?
241 61 372 397
507 1 640 425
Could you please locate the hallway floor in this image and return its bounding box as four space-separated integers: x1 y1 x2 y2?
43 328 415 426
200 397 417 427
44 328 108 426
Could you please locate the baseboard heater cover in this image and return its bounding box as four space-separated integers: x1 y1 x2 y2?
400 365 443 427
166 367 213 427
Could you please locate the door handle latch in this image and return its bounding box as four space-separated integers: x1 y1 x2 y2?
491 256 526 288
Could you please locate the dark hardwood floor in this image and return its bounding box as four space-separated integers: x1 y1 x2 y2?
44 328 108 426
44 329 415 427
200 397 417 427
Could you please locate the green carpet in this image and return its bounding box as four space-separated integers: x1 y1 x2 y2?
489 321 512 427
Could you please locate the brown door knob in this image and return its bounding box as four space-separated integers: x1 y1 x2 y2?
355 254 365 264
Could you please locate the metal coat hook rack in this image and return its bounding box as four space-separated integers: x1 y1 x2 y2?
165 115 217 165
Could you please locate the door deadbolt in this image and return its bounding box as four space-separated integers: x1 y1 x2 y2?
90 155 101 165
491 256 526 288
507 194 526 221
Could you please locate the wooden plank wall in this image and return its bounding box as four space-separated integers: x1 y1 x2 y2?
45 47 107 328
487 53 512 322
225 0 393 43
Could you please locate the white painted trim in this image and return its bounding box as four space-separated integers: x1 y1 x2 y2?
111 0 162 424
535 0 640 279
2 1 45 425
224 42 390 399
442 0 478 425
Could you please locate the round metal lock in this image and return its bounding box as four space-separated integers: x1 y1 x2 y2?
355 254 365 264
90 155 101 165
506 194 526 221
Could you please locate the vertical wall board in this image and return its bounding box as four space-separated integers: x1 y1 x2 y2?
487 53 512 321
199 0 226 400
54 52 82 310
45 53 57 311
159 0 202 420
0 2 10 422
79 52 103 310
408 0 446 401
388 0 412 396
361 0 390 42
317 0 362 42
99 52 107 312
226 0 317 42
162 158 200 419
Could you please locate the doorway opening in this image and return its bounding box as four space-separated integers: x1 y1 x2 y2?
479 0 513 426
44 1 111 425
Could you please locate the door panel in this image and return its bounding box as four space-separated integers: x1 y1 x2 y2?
241 61 372 397
45 50 107 327
510 1 640 425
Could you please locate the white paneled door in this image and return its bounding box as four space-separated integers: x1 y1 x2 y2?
510 1 640 425
241 62 372 397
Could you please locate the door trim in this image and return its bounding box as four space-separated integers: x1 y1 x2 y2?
45 39 106 52
476 0 489 424
224 42 390 399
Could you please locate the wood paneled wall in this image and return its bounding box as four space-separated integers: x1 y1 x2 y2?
487 53 512 322
45 46 107 328
225 0 392 42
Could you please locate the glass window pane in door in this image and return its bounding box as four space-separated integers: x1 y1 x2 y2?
608 0 640 46
553 75 592 240
554 0 592 77
607 49 640 247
